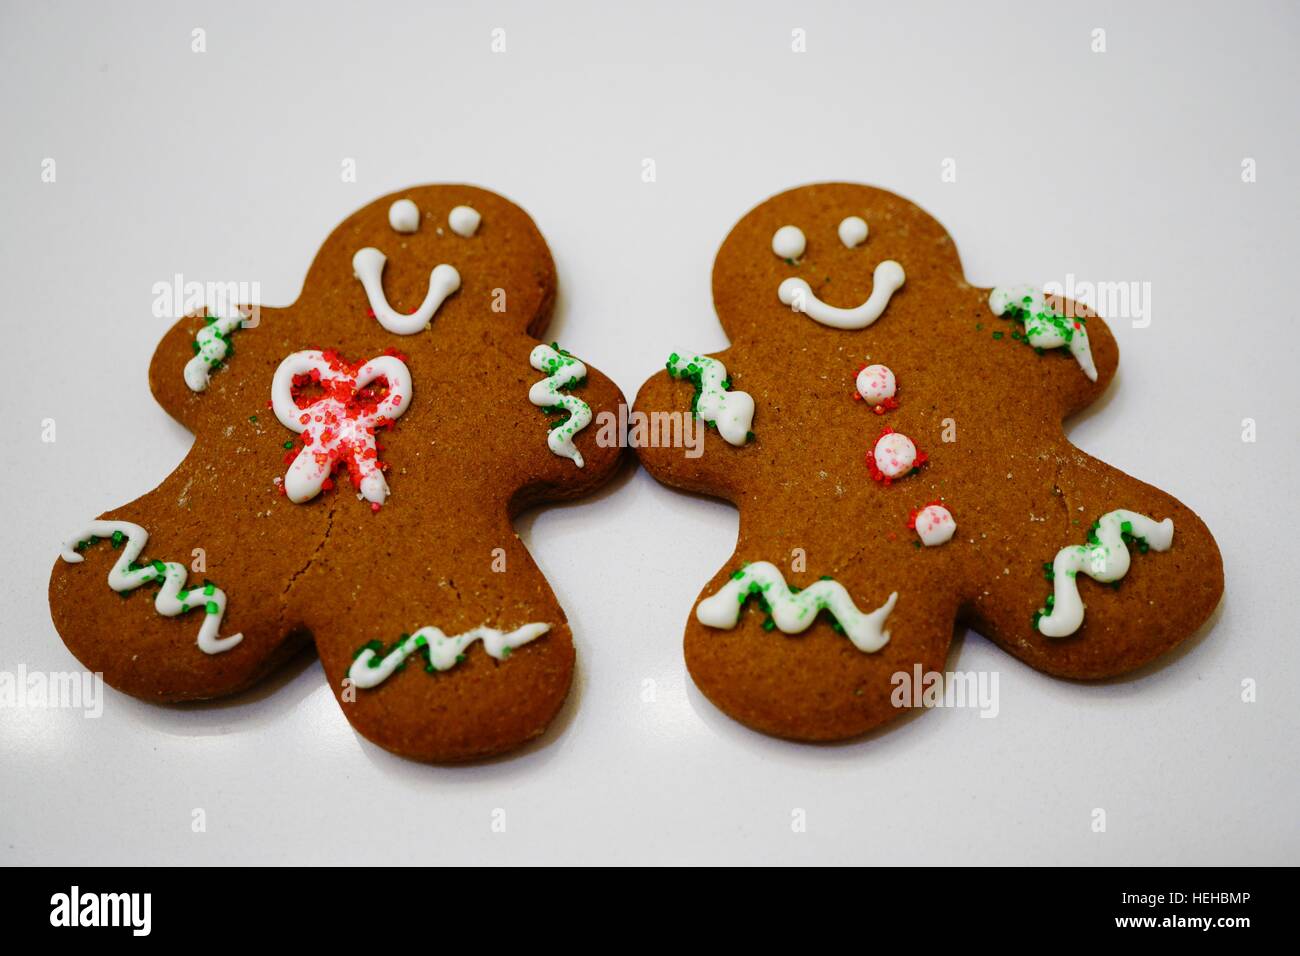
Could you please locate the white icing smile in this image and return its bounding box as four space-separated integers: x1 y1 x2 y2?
772 217 904 329
353 247 460 335
779 260 906 330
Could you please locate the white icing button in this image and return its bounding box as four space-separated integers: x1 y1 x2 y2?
771 225 806 260
856 364 896 404
914 505 956 546
839 216 868 248
388 199 420 234
873 432 917 478
448 205 481 237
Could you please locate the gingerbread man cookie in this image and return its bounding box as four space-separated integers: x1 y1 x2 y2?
49 185 625 762
634 182 1223 741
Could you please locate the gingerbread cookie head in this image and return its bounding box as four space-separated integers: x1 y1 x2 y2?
299 185 555 340
634 182 1222 742
49 184 625 762
712 183 963 345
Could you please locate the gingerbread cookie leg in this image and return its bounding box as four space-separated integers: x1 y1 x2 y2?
300 511 576 762
298 342 624 761
684 547 962 740
960 452 1223 680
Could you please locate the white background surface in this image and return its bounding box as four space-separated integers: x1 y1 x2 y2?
2 0 1297 865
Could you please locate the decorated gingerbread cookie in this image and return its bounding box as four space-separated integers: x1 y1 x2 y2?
49 185 625 762
634 182 1223 741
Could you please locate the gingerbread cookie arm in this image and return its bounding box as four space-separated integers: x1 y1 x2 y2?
48 430 325 700
958 447 1223 680
147 305 283 431
633 349 760 501
979 289 1120 418
507 341 627 511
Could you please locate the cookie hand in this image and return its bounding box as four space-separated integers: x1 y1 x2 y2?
506 339 626 510
633 349 759 501
48 431 321 700
148 306 281 432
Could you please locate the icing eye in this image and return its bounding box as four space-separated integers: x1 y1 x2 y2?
771 225 806 260
838 216 868 248
388 199 420 234
449 205 481 237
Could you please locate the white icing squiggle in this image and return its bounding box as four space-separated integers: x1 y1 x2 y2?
352 247 460 334
779 260 906 329
1037 509 1174 638
528 344 591 467
989 286 1098 382
696 561 897 653
348 623 550 688
59 520 243 654
666 352 755 446
184 305 249 392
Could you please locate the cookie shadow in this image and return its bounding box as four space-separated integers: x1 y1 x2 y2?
118 639 322 738
1061 593 1225 697
1062 359 1121 434
513 441 640 525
